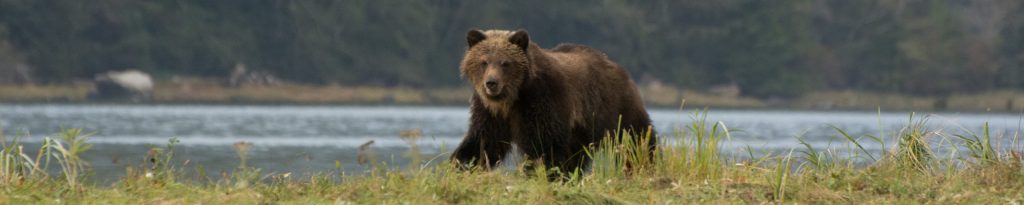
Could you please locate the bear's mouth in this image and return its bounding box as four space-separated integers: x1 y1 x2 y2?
484 85 502 96
483 87 504 100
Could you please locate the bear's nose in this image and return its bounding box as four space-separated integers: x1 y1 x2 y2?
485 80 498 89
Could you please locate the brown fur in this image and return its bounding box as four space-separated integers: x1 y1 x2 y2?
452 29 656 177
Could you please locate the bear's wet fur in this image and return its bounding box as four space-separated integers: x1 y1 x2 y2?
451 29 656 177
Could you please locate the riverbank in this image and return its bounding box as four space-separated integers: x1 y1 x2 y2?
1 81 1022 112
1 113 1022 204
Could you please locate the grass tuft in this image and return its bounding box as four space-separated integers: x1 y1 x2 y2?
892 113 934 172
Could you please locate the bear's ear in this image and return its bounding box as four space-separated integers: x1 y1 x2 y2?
508 29 529 52
467 30 486 48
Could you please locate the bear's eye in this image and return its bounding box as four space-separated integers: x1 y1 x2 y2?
500 62 510 67
481 61 488 67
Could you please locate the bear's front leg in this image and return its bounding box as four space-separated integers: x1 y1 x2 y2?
451 101 512 170
451 133 511 170
517 109 585 180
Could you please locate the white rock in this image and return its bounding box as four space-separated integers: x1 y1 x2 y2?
102 70 153 92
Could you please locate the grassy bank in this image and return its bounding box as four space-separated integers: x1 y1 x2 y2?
2 111 1023 204
2 82 1023 112
0 80 472 105
2 80 1024 112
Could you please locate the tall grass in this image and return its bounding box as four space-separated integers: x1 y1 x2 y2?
892 113 933 172
956 123 1000 166
0 129 44 185
49 129 92 188
1 128 92 189
653 109 730 182
585 116 657 180
767 149 794 202
2 110 1023 203
797 136 834 171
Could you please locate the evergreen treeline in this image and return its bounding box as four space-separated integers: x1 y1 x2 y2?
1 0 1023 97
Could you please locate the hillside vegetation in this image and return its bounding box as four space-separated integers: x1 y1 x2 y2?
1 0 1024 98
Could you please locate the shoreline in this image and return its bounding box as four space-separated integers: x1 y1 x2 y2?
2 102 1022 117
0 83 1022 113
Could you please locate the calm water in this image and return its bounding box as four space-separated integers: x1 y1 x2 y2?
1 104 1021 182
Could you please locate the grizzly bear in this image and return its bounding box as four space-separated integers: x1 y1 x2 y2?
450 29 656 176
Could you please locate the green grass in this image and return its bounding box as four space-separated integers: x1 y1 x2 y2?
2 111 1024 204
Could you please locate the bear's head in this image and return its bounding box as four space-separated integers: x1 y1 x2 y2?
460 29 534 116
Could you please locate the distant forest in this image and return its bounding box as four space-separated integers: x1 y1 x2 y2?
1 0 1023 98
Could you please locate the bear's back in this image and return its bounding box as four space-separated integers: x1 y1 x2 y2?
543 43 620 73
535 43 642 130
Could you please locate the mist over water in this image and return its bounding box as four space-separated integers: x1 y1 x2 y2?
1 104 1021 182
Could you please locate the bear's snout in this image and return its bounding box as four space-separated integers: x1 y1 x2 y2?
485 80 498 90
484 78 502 96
